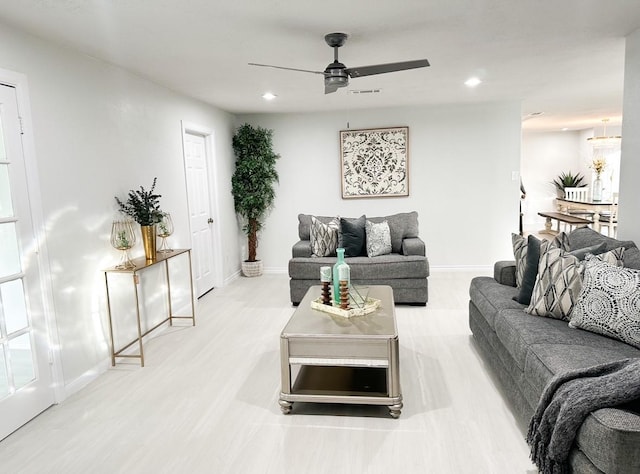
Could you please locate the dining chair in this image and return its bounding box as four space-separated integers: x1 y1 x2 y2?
563 187 594 229
564 187 589 201
598 192 618 237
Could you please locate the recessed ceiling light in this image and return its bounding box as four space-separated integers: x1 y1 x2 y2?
262 92 277 101
562 128 569 131
464 77 481 88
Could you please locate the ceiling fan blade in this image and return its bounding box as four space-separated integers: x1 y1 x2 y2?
248 63 324 75
346 59 430 78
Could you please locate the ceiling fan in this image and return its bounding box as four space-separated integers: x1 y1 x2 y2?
249 33 430 94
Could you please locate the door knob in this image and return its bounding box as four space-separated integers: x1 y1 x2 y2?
207 218 214 224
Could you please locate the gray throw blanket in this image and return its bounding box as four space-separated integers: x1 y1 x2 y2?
527 358 640 474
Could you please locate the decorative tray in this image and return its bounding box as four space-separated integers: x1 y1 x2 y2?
310 297 381 318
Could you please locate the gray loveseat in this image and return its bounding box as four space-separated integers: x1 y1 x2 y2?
288 212 429 305
469 228 640 473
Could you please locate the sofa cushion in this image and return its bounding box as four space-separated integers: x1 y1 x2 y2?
524 342 640 403
570 258 640 349
569 226 636 253
310 216 339 257
469 277 524 329
288 254 429 280
494 308 636 373
298 214 337 240
339 215 366 257
299 212 420 255
365 219 392 257
368 211 419 254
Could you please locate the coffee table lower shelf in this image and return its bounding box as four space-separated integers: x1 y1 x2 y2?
279 365 403 418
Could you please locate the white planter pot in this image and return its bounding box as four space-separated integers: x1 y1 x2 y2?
242 260 263 277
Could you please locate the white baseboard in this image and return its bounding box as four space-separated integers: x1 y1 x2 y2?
63 358 111 400
263 267 288 274
62 319 174 400
223 270 241 286
430 265 493 273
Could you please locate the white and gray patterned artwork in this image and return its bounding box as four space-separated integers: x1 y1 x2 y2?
340 127 408 198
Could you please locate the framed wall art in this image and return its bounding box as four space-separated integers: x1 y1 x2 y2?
340 126 409 199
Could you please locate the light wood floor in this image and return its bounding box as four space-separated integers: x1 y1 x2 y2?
0 272 537 473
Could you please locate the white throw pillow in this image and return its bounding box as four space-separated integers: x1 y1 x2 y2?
570 257 640 349
365 220 392 257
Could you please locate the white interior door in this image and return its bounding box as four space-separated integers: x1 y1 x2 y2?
183 127 219 297
0 84 55 440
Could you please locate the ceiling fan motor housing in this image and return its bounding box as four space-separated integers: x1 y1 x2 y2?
324 61 349 88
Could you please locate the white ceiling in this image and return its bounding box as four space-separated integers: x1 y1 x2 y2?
1 0 639 131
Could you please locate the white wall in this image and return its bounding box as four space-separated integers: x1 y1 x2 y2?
521 131 584 232
237 101 522 270
0 21 238 392
619 28 640 241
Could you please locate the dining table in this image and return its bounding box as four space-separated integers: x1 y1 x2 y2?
556 197 617 233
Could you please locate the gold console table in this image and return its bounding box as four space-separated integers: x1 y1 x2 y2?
104 249 195 367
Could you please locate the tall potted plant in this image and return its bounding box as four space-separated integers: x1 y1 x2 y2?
231 123 280 277
115 177 163 261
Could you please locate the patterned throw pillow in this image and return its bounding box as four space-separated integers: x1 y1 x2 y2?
570 258 640 349
365 220 392 257
512 232 569 288
525 243 624 321
512 233 528 288
310 216 339 257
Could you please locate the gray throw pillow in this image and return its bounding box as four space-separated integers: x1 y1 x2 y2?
570 257 640 349
512 232 569 288
515 235 542 305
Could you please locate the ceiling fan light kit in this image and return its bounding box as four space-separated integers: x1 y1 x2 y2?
249 32 430 94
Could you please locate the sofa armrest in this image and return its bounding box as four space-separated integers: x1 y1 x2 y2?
494 261 517 287
292 240 312 258
402 237 425 256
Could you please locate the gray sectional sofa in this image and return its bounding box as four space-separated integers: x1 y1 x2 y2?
288 212 429 305
469 228 640 473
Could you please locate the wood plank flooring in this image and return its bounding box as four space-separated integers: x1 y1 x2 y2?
0 272 537 473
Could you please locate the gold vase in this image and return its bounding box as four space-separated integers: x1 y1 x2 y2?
140 225 157 261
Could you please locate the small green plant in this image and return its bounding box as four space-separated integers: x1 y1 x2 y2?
115 177 163 226
115 231 130 249
552 171 587 191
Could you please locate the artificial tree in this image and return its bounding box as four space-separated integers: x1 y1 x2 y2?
231 123 279 274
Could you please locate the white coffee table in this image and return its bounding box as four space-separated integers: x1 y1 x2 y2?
279 285 402 418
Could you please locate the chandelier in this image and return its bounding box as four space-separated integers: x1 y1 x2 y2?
587 118 621 148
